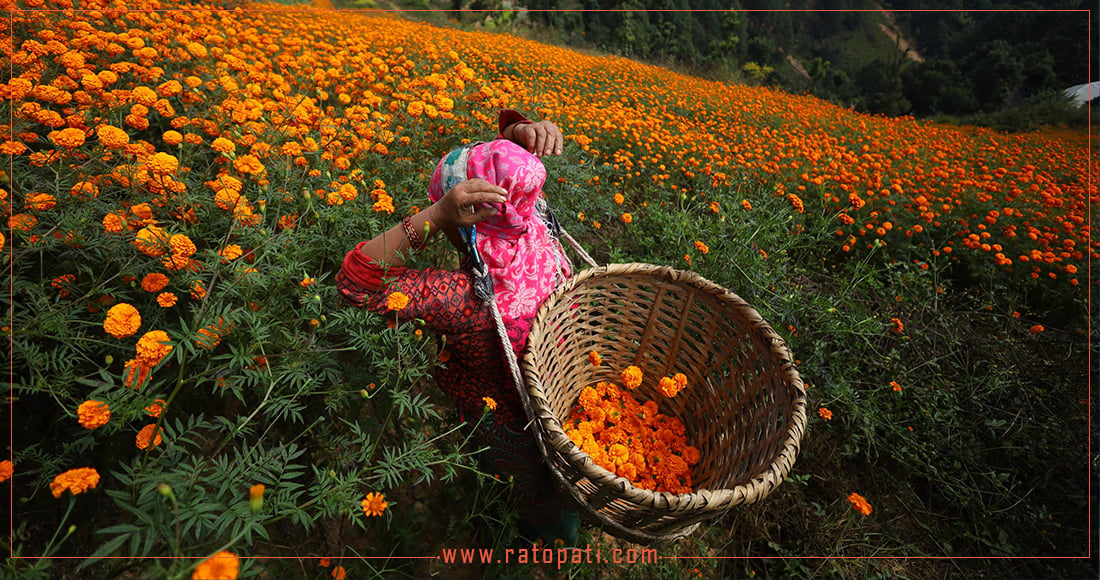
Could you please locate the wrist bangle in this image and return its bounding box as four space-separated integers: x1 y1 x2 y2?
402 215 425 252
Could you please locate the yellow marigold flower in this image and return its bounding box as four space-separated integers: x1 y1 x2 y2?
694 241 709 254
48 127 86 149
621 212 633 224
142 272 170 292
482 396 497 411
847 492 872 516
104 303 141 338
136 423 164 450
134 225 169 257
26 193 57 211
135 330 172 367
145 152 179 175
211 137 236 153
168 234 197 258
97 125 129 149
361 492 387 517
233 154 265 175
620 365 643 390
157 292 177 307
77 400 110 429
588 351 602 366
0 460 12 482
192 550 239 580
50 467 100 498
386 291 410 311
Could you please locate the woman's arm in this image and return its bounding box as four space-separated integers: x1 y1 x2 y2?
356 178 508 268
498 109 563 157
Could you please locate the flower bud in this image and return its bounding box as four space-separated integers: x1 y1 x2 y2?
249 484 265 513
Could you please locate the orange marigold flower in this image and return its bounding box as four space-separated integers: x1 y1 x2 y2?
710 201 720 213
97 125 130 149
613 193 625 204
123 358 152 389
219 244 243 261
588 351 602 366
890 318 904 334
134 225 169 257
50 467 100 498
1 140 29 155
168 234 197 258
211 137 236 154
361 492 387 517
1029 325 1044 334
192 550 239 580
145 399 166 417
49 127 86 149
847 492 872 516
331 566 347 580
694 241 709 254
386 291 410 311
142 273 170 292
9 213 38 231
741 199 752 211
104 303 141 338
135 330 172 367
318 557 331 568
621 212 633 224
890 381 902 392
300 276 316 288
146 152 179 175
620 366 643 390
0 460 12 482
136 423 164 449
483 396 498 411
373 192 395 214
26 193 57 211
233 154 265 175
190 280 207 300
77 400 111 429
818 407 833 421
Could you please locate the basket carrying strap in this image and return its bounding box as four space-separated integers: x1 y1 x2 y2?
440 144 599 430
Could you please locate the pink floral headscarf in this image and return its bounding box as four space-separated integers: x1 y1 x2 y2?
429 139 573 353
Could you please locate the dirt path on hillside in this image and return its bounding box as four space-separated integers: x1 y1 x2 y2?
879 9 925 63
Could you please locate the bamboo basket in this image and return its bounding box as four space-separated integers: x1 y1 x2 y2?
521 263 807 545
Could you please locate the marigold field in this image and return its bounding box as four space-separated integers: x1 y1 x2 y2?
3 0 1095 579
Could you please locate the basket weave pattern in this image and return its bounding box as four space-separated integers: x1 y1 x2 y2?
522 263 807 544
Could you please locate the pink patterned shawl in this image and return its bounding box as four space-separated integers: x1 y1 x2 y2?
428 139 572 353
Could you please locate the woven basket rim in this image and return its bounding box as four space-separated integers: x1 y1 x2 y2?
521 263 808 541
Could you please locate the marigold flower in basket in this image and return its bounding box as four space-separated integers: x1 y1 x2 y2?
50 467 99 497
77 400 110 429
587 351 602 366
620 365 643 390
192 550 239 580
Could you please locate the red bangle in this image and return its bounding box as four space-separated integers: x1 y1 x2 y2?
402 215 425 252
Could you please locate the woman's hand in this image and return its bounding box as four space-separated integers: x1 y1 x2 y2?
430 178 508 231
511 120 563 157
